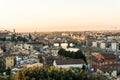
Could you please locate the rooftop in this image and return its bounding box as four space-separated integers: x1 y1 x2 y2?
55 59 85 65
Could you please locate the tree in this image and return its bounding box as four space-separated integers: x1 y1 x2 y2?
0 60 5 73
17 36 28 42
76 50 86 63
58 48 86 63
6 67 11 75
15 66 108 80
11 34 17 42
58 48 66 56
82 65 86 71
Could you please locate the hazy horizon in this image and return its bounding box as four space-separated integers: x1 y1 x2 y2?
0 0 120 32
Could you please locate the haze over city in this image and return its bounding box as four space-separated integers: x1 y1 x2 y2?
0 0 120 32
1 0 120 79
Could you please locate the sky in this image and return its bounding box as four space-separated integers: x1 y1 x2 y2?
0 0 120 32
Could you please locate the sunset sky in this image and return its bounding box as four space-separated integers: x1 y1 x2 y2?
0 0 120 32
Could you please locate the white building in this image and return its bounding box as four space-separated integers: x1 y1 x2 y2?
107 34 120 40
23 44 33 50
65 48 79 52
54 43 59 47
53 59 86 68
100 42 106 49
111 42 117 51
92 41 97 47
61 43 68 49
69 43 74 47
97 69 117 77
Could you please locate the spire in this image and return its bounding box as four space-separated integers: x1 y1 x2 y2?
13 29 15 33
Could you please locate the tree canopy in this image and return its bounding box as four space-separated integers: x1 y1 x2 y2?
6 67 11 75
15 66 107 80
58 49 86 63
0 60 5 73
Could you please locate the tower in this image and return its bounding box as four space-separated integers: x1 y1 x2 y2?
13 29 15 33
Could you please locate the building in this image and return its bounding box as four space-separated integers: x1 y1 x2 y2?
26 63 43 68
53 59 86 68
54 43 59 47
92 53 119 77
92 41 97 47
0 31 12 41
65 48 79 52
110 41 120 52
61 43 68 49
106 34 120 40
27 42 43 52
51 48 59 56
111 42 117 51
100 42 106 49
5 56 15 69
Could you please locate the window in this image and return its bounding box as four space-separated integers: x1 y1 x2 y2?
110 66 112 69
99 63 102 66
118 61 120 64
109 62 112 64
102 62 104 65
105 62 108 65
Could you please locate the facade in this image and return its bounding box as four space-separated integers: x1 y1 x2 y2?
0 48 3 53
51 48 59 56
111 42 117 51
26 63 43 68
100 42 106 49
92 53 120 77
6 56 15 69
23 44 33 50
111 42 120 52
27 42 43 52
53 59 86 68
65 48 79 52
0 31 12 41
5 42 14 51
5 35 12 40
92 41 97 47
54 43 59 47
61 43 68 49
107 34 120 40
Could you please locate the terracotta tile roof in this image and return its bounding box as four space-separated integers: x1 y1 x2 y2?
100 67 115 72
102 54 115 59
94 53 115 59
95 53 104 59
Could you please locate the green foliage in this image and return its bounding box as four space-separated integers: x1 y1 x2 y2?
11 34 28 42
15 66 107 80
6 67 11 75
58 49 87 63
17 36 28 42
0 60 6 73
11 34 17 42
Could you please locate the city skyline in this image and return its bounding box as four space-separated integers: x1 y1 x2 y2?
0 0 120 32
